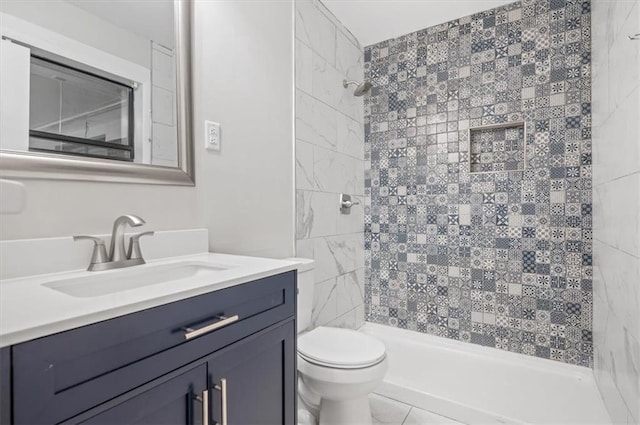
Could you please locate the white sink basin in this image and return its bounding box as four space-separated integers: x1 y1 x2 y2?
43 261 230 298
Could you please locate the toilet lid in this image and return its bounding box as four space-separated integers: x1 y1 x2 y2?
298 327 386 369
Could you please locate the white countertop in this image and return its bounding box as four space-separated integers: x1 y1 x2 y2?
0 253 299 348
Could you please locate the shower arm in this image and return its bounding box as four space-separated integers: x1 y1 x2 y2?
343 80 360 88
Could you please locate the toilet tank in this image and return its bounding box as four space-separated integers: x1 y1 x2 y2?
284 258 314 334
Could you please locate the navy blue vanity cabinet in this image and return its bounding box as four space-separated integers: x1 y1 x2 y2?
2 270 297 425
65 363 208 425
64 321 295 425
206 320 296 425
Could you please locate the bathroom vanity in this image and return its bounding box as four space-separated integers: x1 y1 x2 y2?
0 232 299 425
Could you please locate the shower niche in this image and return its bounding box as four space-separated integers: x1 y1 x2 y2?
468 121 526 173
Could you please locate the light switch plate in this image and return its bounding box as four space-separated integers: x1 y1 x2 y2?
204 120 221 151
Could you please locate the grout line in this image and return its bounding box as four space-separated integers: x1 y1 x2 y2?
295 88 365 131
593 82 640 126
298 238 365 248
315 0 363 51
593 236 640 260
400 406 413 425
315 274 364 286
593 169 640 185
296 187 366 198
295 137 366 162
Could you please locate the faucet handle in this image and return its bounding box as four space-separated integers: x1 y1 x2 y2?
339 194 360 214
127 231 155 261
73 235 109 265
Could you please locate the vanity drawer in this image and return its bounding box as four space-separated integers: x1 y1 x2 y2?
11 270 296 425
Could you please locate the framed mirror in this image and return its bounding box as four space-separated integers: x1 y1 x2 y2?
0 0 194 185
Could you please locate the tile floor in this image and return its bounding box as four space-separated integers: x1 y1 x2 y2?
370 394 465 425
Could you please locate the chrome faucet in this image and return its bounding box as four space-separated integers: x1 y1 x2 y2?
74 215 154 271
109 214 145 262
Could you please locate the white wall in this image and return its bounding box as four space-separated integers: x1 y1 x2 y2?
295 0 365 329
193 0 295 259
68 0 175 50
0 1 295 260
0 180 199 240
592 1 640 424
322 0 514 47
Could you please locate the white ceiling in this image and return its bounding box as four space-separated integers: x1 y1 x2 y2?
68 0 175 48
322 0 516 47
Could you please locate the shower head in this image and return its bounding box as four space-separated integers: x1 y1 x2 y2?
343 79 373 97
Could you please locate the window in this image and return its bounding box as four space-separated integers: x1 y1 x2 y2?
29 56 134 161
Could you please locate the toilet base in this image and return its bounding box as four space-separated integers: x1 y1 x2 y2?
318 396 372 425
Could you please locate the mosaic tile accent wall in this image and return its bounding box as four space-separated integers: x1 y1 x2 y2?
363 0 594 366
469 123 526 172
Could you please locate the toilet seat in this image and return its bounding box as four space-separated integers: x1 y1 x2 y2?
298 327 386 369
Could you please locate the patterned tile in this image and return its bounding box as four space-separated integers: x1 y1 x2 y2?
469 123 526 172
364 0 593 367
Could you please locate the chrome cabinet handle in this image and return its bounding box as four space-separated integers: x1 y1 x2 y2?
214 378 228 425
183 315 239 340
196 389 209 425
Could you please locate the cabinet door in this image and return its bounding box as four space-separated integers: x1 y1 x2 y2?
12 271 295 425
207 320 296 425
66 363 208 425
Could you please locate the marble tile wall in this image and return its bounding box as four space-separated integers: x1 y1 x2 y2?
295 0 366 329
591 1 640 423
364 0 595 367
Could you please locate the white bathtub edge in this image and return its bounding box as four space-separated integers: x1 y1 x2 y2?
361 322 611 425
361 322 593 379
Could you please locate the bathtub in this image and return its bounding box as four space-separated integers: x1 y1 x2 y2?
360 323 611 425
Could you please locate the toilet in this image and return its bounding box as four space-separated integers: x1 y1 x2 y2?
287 258 388 425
